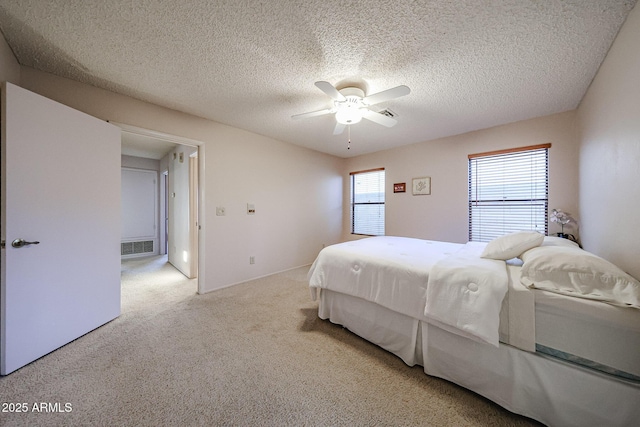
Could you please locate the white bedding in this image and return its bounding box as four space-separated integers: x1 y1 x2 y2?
308 236 461 321
503 263 536 352
308 236 512 347
424 242 507 346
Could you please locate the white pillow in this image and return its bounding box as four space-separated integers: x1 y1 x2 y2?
520 245 640 308
480 231 544 260
541 236 580 248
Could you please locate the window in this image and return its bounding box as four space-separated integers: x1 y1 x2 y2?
350 168 385 235
469 144 550 242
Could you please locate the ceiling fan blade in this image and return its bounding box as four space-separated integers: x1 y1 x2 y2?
315 81 346 102
291 108 334 120
333 122 346 135
362 85 410 106
362 109 398 127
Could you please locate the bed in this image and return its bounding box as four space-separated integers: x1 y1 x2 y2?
308 234 640 427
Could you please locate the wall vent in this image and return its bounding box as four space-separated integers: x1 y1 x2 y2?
121 240 154 256
378 108 397 118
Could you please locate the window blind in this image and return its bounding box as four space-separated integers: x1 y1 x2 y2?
468 145 549 242
351 168 385 236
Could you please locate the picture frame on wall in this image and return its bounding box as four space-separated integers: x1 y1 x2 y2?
412 177 431 195
393 183 406 193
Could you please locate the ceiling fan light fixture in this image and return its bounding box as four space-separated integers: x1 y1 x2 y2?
293 81 409 131
335 103 363 125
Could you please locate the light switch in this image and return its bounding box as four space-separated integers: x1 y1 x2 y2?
247 203 255 215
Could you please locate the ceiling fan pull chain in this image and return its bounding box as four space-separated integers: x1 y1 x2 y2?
347 125 351 150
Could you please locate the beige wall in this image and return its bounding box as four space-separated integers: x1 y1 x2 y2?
577 3 640 279
0 34 19 84
18 67 344 292
344 111 580 244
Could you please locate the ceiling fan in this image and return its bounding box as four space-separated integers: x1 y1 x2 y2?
292 81 411 135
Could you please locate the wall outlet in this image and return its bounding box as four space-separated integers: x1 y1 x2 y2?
247 203 255 215
249 256 255 265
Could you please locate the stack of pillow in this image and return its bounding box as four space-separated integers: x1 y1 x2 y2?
480 231 639 308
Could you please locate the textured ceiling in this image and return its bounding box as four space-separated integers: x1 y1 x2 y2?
0 0 636 158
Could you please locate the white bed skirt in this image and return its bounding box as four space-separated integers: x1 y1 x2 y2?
318 286 423 366
318 289 640 427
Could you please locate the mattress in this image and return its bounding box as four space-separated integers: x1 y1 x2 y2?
534 289 640 380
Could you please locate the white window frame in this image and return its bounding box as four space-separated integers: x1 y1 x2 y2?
350 168 385 236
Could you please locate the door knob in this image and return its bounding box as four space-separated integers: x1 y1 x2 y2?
11 238 40 248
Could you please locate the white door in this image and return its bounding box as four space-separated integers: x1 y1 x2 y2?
1 82 121 375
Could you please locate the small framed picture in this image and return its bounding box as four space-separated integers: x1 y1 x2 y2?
412 177 431 195
393 182 406 193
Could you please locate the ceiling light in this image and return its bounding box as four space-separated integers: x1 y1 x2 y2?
335 104 363 125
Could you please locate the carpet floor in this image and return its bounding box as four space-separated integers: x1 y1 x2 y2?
0 255 540 426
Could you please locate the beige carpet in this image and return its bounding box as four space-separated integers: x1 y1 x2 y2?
0 256 540 426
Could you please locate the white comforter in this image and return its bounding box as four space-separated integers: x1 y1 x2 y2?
308 236 509 347
423 242 508 346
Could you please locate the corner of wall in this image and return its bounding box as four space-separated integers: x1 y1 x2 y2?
0 32 20 85
575 2 640 279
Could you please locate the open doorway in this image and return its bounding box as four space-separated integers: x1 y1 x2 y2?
118 123 206 294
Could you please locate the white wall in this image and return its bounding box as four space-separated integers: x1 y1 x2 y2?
577 3 640 279
122 154 160 171
121 168 158 256
18 67 344 292
344 111 580 243
207 127 344 286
